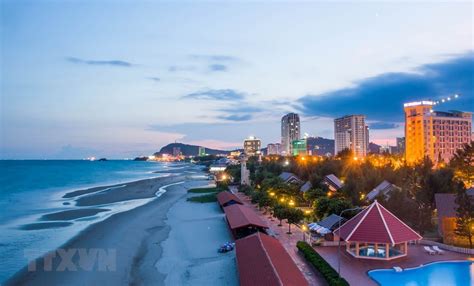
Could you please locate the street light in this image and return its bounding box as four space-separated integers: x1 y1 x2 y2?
337 206 365 279
302 225 308 242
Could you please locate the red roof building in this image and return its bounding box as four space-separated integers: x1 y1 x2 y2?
216 191 243 208
223 204 268 239
333 200 422 260
235 232 309 286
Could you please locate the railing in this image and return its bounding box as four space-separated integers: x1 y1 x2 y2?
420 239 474 255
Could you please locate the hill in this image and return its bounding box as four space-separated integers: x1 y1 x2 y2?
154 143 231 156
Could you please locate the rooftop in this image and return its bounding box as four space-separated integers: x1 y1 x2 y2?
235 232 309 286
223 204 268 230
334 200 422 244
216 191 243 207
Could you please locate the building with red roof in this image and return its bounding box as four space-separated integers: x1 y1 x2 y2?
333 200 422 260
216 191 243 209
223 204 268 239
235 232 309 286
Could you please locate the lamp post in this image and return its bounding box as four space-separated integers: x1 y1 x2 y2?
302 225 307 242
337 206 365 279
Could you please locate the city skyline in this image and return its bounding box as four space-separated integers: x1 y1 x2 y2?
1 1 473 159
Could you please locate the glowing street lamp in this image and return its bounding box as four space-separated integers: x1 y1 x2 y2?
289 200 295 207
302 225 308 242
269 192 275 197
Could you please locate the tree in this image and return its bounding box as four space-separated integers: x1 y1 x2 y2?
454 187 474 248
257 192 273 213
313 197 353 220
286 208 304 234
273 205 288 226
450 142 474 187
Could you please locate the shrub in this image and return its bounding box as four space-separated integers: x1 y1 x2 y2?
296 241 350 286
187 187 223 193
187 193 218 203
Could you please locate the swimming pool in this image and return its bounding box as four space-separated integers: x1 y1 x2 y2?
368 260 473 286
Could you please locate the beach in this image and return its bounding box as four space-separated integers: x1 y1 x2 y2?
5 165 237 285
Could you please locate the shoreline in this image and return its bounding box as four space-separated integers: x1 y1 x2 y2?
4 166 237 285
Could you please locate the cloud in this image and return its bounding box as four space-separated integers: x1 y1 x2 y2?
369 122 399 129
298 52 474 122
66 57 133 67
218 114 253 121
189 54 239 62
209 64 227 72
182 89 246 101
148 77 160 82
168 65 197 72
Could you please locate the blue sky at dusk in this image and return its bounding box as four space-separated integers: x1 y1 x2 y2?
1 1 473 159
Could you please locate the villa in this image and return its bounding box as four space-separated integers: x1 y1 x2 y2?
366 180 401 202
300 181 312 193
235 232 308 286
333 200 422 260
278 172 303 184
323 174 344 192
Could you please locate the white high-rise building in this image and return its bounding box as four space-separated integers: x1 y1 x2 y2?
281 113 300 155
334 115 369 158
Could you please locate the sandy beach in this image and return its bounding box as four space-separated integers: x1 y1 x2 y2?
5 165 238 285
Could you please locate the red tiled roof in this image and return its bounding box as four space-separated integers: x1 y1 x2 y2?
217 191 243 207
235 232 309 286
334 200 422 244
224 204 268 230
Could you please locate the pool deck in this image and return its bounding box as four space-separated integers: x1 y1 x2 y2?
315 244 472 285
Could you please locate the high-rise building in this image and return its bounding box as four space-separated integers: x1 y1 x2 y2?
281 113 300 155
292 139 307 156
404 101 472 164
198 146 206 156
396 137 405 155
334 115 369 158
243 136 261 156
267 143 282 155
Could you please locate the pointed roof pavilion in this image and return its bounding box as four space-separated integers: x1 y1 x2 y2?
334 200 422 245
333 200 422 260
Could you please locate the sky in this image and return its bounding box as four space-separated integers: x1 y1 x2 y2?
1 1 473 159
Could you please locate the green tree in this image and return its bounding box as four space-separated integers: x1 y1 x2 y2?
454 187 474 248
314 197 353 219
286 208 304 234
450 142 474 187
273 205 288 226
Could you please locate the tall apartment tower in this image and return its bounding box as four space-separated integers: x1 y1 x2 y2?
334 115 369 158
404 101 472 164
243 136 261 156
281 113 300 155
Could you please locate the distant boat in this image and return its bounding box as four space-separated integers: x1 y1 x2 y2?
98 158 107 161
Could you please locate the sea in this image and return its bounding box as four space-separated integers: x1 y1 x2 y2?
0 160 175 283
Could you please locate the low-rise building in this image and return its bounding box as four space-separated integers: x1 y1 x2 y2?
278 172 303 185
366 180 401 202
323 174 344 192
434 189 474 247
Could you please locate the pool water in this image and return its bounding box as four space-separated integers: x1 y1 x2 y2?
368 260 474 286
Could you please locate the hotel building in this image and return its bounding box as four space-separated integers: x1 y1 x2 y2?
281 113 300 155
404 101 472 164
243 136 261 156
334 115 369 158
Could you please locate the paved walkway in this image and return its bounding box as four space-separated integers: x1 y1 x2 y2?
235 192 326 286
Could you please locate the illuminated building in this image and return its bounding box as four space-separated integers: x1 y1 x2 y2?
281 113 300 155
243 136 261 156
266 143 282 155
291 139 307 156
334 115 369 158
404 101 472 164
198 146 206 156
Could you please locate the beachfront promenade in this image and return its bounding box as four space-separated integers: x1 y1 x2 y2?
234 192 326 286
233 191 471 286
